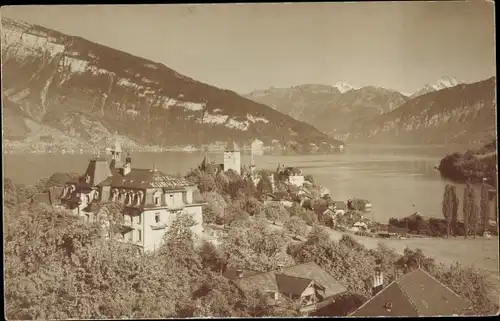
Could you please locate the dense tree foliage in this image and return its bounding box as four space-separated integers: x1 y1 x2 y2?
438 141 497 185
480 184 490 235
442 184 455 237
5 164 498 318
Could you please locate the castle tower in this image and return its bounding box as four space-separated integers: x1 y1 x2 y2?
109 138 123 170
224 141 241 175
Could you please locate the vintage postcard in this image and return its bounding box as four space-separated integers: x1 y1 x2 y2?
2 2 498 319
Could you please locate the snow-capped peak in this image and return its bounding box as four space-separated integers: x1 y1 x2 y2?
430 76 460 91
333 81 356 93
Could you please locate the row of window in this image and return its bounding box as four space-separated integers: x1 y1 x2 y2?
154 210 183 224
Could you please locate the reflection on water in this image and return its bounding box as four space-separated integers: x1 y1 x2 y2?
2 144 482 223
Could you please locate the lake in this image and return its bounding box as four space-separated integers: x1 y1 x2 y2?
2 144 484 223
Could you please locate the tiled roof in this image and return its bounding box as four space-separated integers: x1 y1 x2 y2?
84 158 114 186
229 262 347 299
351 282 419 317
98 168 194 189
351 268 471 317
233 272 279 293
275 274 313 296
281 262 347 298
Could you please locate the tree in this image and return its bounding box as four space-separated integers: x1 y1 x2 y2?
450 185 460 236
284 216 308 239
202 203 220 224
469 204 480 239
256 175 273 194
462 183 475 239
480 183 490 235
442 184 454 237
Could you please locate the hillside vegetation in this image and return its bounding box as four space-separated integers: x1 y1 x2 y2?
438 140 497 185
2 17 339 150
346 77 496 145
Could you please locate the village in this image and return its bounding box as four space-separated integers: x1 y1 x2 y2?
21 138 487 316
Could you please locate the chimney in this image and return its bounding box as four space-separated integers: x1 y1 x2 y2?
236 269 244 278
373 258 384 296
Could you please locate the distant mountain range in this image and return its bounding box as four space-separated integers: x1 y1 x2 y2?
347 77 496 145
244 84 408 135
245 76 495 145
1 17 341 151
409 76 460 99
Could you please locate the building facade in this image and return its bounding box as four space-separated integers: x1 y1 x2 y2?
59 141 205 252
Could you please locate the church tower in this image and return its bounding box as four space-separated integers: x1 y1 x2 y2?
223 141 241 175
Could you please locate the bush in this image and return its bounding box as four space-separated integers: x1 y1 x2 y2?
304 174 314 184
284 216 308 238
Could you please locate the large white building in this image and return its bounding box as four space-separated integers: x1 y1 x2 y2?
60 141 205 252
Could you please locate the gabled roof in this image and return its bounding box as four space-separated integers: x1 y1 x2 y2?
282 262 347 298
82 158 113 186
226 262 347 299
98 168 194 190
351 268 471 317
233 272 279 293
275 274 313 296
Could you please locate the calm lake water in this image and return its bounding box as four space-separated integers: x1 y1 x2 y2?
3 144 485 223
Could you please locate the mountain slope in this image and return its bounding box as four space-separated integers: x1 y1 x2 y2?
244 84 408 135
346 77 496 145
410 76 460 99
1 17 340 150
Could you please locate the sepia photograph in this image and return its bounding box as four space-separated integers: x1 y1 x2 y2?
1 1 498 318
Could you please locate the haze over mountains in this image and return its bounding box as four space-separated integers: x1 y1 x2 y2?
245 76 496 145
1 17 340 151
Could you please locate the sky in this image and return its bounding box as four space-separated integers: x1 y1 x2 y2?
1 2 496 94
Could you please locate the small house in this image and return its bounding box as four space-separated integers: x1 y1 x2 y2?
225 262 347 314
350 267 473 316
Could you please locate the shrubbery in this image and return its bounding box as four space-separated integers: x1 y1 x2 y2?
438 141 497 184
